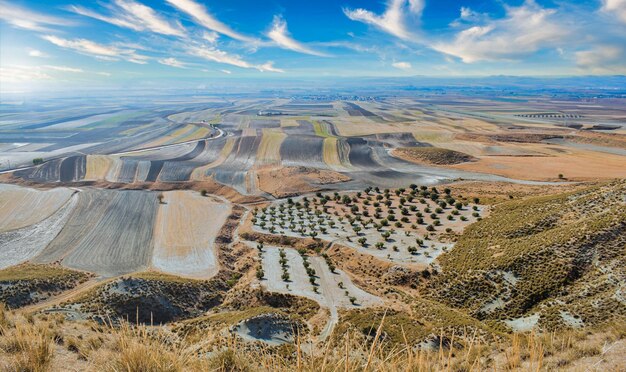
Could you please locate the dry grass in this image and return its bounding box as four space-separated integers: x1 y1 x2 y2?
0 304 623 371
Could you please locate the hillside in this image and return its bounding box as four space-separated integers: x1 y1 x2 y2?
426 181 626 330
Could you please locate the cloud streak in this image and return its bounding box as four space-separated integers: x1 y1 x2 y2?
165 0 254 42
158 57 186 68
69 0 185 37
0 1 73 31
188 46 283 72
268 16 328 56
42 35 149 64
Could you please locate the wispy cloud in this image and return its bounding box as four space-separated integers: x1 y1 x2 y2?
432 1 567 63
69 0 185 37
392 61 412 70
158 57 186 68
344 0 424 40
42 35 149 64
0 1 73 31
43 65 84 73
165 0 254 42
220 69 231 74
188 46 283 72
267 16 328 56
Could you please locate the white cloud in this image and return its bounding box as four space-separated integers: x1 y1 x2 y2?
0 1 73 31
267 16 328 56
0 66 51 82
166 0 254 42
220 69 231 74
43 65 84 73
69 0 185 37
202 31 219 44
188 46 283 72
602 0 626 23
257 62 284 73
158 57 186 68
433 1 567 63
97 72 112 76
344 0 424 40
42 35 149 64
575 45 626 74
28 49 49 58
392 61 412 70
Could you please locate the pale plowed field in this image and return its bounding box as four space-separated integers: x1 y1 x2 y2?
0 184 73 232
152 191 231 279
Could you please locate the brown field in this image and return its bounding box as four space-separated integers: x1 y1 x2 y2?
453 148 626 181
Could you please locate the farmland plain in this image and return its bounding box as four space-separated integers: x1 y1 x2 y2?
0 87 625 369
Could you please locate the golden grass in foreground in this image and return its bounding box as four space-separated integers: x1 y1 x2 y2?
0 304 624 371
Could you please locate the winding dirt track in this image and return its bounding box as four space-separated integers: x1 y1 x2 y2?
17 277 110 314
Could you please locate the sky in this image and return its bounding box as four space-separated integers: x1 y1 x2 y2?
1 0 625 91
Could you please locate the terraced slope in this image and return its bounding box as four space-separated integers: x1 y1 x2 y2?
426 181 626 330
152 191 231 279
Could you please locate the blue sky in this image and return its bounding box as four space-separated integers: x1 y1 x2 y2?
1 0 625 91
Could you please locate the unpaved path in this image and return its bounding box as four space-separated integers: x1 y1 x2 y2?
18 277 111 314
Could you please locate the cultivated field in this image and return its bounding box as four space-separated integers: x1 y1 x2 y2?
0 91 624 368
152 191 230 279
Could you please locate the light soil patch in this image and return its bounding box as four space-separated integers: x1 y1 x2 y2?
259 246 381 308
504 314 540 332
241 128 257 137
256 129 286 165
453 148 626 181
0 184 73 232
0 192 77 269
84 155 113 180
152 191 231 279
